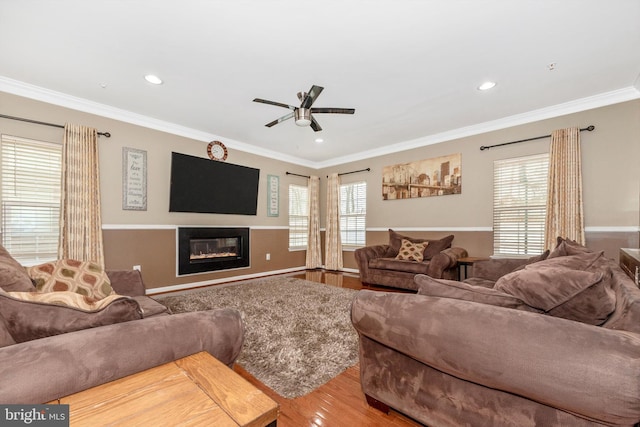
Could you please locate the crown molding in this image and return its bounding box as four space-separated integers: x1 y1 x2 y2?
0 76 317 169
2 76 638 170
316 86 640 168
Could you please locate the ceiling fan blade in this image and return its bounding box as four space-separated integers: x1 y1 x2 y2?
253 98 296 110
300 85 324 109
310 115 322 132
265 112 295 127
310 108 355 114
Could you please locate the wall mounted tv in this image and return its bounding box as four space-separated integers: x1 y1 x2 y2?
169 152 260 215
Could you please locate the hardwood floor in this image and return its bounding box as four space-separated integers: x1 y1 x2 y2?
233 270 422 427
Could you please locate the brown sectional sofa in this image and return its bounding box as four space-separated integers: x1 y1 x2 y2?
351 238 640 426
355 229 468 290
0 246 244 404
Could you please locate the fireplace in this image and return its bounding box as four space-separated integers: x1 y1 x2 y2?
177 227 250 275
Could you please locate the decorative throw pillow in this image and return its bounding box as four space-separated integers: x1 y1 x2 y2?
415 274 542 313
28 259 114 300
387 229 454 260
524 251 603 271
395 239 428 262
0 289 142 343
0 244 35 292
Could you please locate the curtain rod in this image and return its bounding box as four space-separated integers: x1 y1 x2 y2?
0 114 111 138
327 167 371 178
479 125 594 151
286 171 310 179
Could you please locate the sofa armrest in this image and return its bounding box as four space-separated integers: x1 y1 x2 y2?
0 309 244 404
355 245 391 282
427 247 468 278
351 291 640 425
107 269 146 296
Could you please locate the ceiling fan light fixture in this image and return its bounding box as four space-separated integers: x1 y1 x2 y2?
295 108 311 126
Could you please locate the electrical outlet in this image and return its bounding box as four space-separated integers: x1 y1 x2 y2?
133 265 141 271
265 253 270 261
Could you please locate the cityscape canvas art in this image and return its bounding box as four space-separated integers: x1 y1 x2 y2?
382 153 462 200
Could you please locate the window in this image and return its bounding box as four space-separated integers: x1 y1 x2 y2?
288 184 308 250
340 181 366 247
493 153 549 256
1 135 62 265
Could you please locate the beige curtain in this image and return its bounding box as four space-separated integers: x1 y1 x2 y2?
325 173 343 271
58 123 105 265
544 127 585 250
305 175 322 269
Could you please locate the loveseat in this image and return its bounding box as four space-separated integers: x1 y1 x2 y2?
351 238 640 426
0 246 244 404
354 229 468 290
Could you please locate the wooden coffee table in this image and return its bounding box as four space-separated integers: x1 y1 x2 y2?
48 351 279 426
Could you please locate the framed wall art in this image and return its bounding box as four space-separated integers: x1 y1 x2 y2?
122 147 147 210
382 153 462 200
267 174 279 217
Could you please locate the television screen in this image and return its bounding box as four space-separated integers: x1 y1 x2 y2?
169 152 260 215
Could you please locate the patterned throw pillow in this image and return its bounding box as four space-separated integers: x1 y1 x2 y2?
28 259 114 300
395 239 428 262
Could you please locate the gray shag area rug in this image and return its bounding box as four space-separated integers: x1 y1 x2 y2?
156 277 359 399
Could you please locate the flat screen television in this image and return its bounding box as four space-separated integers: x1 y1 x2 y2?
169 152 260 215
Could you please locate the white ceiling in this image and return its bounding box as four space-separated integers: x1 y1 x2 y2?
1 0 639 168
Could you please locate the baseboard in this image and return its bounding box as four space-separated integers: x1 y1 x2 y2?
146 266 305 295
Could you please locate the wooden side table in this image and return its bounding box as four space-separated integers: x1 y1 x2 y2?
457 257 490 281
48 352 279 427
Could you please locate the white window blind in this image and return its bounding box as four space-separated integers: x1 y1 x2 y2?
288 184 308 250
340 181 366 247
1 135 62 265
493 153 549 256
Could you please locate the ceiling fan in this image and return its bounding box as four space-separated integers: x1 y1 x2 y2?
253 85 355 132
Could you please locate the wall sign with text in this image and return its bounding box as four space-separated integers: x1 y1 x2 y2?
267 174 279 217
122 147 147 210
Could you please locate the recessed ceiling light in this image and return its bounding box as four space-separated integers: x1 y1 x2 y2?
315 138 324 143
477 81 496 91
144 74 163 85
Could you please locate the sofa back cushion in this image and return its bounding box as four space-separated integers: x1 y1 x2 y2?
416 274 542 313
388 229 453 260
0 312 16 348
0 289 142 343
0 244 35 292
494 252 617 325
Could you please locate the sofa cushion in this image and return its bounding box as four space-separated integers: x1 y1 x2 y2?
0 312 16 348
0 244 35 292
369 258 430 274
388 229 454 260
28 259 114 300
494 258 616 325
395 239 428 262
548 237 592 258
416 275 542 313
0 289 142 343
547 266 617 325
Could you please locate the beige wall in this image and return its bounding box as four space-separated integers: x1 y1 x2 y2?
1 91 639 289
323 99 640 263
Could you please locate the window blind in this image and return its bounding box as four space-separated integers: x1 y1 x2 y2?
340 181 366 247
493 153 549 256
1 135 62 265
288 184 308 249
